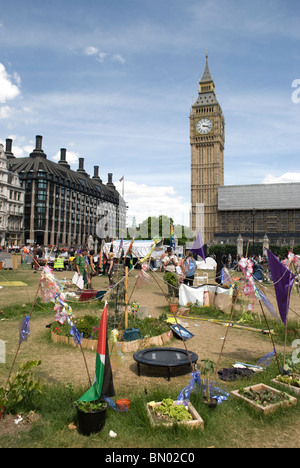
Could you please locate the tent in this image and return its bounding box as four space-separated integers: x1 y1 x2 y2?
196 257 217 271
104 239 158 259
179 283 232 313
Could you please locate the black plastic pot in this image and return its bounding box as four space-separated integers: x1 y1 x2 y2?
76 405 107 436
203 396 218 409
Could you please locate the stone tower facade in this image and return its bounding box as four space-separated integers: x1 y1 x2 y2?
190 55 225 244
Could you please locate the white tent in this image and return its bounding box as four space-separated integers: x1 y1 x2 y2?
104 239 157 259
179 283 232 313
196 257 217 270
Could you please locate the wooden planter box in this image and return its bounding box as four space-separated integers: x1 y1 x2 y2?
51 329 173 353
146 401 204 430
271 377 300 397
231 383 297 415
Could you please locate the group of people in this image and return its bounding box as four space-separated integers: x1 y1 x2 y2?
73 249 116 290
160 247 197 286
73 248 97 289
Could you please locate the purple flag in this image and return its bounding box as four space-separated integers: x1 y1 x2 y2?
267 249 295 325
190 231 206 262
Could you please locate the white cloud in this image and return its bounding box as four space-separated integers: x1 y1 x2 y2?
84 46 99 56
112 54 125 64
52 150 79 165
0 105 14 119
262 173 300 184
0 63 21 103
115 180 190 227
83 47 124 64
97 52 108 63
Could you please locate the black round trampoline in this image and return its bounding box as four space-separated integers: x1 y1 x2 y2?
133 347 198 381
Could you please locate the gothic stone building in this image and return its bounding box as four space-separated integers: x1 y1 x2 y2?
190 56 300 247
6 136 126 247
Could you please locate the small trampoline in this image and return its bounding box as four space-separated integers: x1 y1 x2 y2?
133 347 198 381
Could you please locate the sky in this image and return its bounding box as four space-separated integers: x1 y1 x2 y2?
0 0 300 228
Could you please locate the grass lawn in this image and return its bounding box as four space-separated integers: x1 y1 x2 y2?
0 266 300 448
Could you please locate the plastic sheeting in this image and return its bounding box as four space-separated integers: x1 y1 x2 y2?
179 283 232 313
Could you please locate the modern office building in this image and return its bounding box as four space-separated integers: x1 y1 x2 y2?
6 136 126 247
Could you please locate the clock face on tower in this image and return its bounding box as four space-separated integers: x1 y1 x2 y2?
196 118 213 134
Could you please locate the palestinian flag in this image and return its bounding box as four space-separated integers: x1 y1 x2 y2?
79 302 115 401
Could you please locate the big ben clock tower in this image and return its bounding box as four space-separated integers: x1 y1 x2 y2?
190 54 225 244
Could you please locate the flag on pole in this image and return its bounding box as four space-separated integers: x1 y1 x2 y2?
140 238 159 263
127 237 135 269
119 176 124 182
79 302 115 401
190 231 206 262
170 221 176 252
267 249 295 325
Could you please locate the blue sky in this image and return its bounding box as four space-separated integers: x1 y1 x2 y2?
1 0 300 226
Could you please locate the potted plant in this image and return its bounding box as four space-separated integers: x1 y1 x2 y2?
75 399 108 436
200 359 217 408
164 272 179 313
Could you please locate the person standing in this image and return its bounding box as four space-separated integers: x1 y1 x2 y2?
87 249 96 289
183 251 197 287
107 252 115 287
163 247 178 272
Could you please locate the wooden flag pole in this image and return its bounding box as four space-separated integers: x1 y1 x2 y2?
125 266 129 329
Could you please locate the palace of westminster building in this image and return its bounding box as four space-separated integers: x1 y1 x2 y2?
1 56 299 249
190 55 300 247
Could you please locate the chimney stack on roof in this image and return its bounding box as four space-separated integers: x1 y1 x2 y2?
5 138 15 159
107 172 115 188
92 165 102 182
77 157 89 176
30 135 47 159
58 148 70 169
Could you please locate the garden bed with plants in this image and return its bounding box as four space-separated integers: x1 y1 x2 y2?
146 398 204 429
272 375 300 396
231 383 297 415
50 313 172 352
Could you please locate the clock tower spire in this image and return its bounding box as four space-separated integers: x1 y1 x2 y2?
190 54 225 244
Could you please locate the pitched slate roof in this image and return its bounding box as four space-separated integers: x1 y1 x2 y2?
7 136 123 205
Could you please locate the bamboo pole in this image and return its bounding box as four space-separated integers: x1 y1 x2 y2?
150 270 195 371
258 300 281 373
125 266 129 329
213 291 238 381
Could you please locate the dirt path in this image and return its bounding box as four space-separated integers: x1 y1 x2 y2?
1 268 299 448
1 271 291 390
